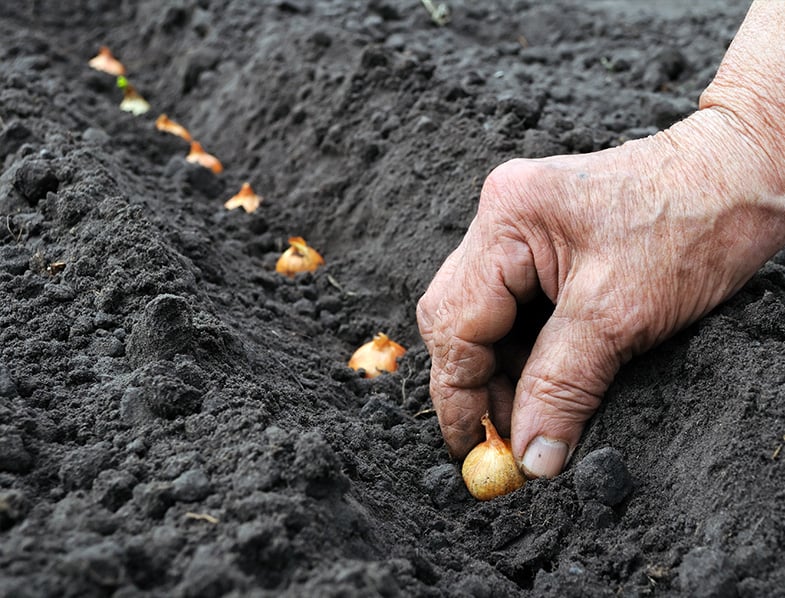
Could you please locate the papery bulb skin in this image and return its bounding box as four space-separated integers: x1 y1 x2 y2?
275 237 324 277
156 114 192 141
348 333 406 378
461 413 526 500
88 46 126 76
225 182 261 213
186 141 223 174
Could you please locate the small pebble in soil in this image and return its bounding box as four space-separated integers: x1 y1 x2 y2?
13 158 59 204
172 468 212 502
82 127 110 145
573 447 633 506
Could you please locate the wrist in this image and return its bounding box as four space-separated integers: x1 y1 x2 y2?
680 107 785 210
697 0 785 201
647 107 785 283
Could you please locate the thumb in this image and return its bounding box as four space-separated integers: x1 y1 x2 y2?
511 301 624 479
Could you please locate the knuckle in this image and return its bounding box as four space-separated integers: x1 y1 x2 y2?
479 161 518 213
434 337 493 388
523 374 603 419
479 158 540 215
417 288 457 345
416 294 434 337
438 399 476 432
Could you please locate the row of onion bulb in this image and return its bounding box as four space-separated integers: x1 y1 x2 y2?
88 46 408 378
89 46 515 501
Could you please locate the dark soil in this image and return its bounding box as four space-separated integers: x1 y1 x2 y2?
2 1 783 596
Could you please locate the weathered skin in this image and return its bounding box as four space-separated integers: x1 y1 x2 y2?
417 1 785 478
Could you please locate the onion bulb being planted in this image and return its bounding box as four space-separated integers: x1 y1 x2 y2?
88 46 126 76
275 236 324 277
461 412 526 500
186 141 223 174
348 332 406 378
224 182 261 213
156 114 192 141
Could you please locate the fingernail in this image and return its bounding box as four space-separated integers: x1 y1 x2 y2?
520 436 569 479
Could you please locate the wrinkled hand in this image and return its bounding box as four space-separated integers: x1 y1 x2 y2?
417 106 785 478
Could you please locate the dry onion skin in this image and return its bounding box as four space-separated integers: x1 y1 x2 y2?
186 141 223 174
461 412 526 501
348 332 406 378
224 182 261 213
88 46 126 76
275 236 324 277
156 114 192 141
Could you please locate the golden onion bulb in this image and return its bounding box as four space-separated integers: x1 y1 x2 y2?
224 182 261 213
275 236 324 277
88 46 126 76
461 412 526 500
119 85 151 116
348 332 406 378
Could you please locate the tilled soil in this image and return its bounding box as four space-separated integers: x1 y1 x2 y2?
2 1 784 596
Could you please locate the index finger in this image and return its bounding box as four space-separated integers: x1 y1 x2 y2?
418 216 538 458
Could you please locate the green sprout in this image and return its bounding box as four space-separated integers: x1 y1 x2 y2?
116 75 129 90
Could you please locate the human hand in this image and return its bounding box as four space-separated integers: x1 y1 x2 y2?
417 107 785 478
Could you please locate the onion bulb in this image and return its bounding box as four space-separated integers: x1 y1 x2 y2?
224 182 261 213
117 77 150 116
156 114 192 141
275 236 324 277
461 412 526 500
348 332 406 378
88 46 126 76
186 141 223 174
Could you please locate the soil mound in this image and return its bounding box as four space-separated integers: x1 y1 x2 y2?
2 1 782 596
